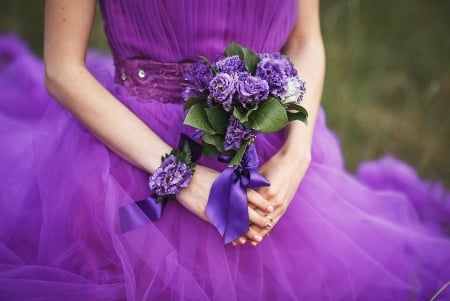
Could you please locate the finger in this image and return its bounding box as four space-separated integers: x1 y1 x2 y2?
233 205 279 246
233 236 247 246
251 208 283 237
244 226 264 246
247 189 274 213
248 207 274 230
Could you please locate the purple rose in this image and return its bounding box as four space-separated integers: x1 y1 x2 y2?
236 73 269 106
223 116 256 151
183 62 213 100
214 55 246 74
208 73 236 110
149 155 193 196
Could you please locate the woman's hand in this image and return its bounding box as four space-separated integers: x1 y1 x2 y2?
233 122 313 246
254 140 311 237
177 165 275 229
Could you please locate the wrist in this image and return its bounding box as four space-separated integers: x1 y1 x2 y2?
281 121 312 160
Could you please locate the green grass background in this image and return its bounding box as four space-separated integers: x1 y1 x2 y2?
1 0 449 187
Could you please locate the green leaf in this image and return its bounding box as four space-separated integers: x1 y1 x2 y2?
156 194 174 203
248 97 288 132
183 104 216 133
224 42 242 57
201 142 221 156
241 48 260 74
285 103 309 117
205 105 229 134
224 42 260 74
229 143 248 166
287 111 308 124
181 141 193 166
233 105 259 123
284 103 308 124
202 133 225 153
184 95 207 111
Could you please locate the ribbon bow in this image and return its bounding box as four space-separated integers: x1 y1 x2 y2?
206 143 270 243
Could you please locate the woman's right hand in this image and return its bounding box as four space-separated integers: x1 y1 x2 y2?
176 165 274 239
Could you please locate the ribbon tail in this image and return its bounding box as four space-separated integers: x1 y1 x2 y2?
119 195 164 233
206 167 258 244
206 168 235 237
223 179 250 244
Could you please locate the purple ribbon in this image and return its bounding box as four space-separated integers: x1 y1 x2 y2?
206 144 270 244
119 134 201 233
119 196 164 232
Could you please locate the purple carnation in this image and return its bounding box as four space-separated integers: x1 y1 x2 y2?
149 155 193 196
214 55 246 74
256 53 299 97
208 73 236 110
259 53 297 77
224 116 256 151
183 62 213 100
236 73 269 106
255 57 287 97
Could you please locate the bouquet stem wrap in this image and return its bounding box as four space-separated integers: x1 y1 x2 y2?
206 144 269 243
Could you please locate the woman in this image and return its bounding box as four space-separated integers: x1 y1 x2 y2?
0 0 449 300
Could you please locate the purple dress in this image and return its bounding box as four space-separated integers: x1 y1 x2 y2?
1 0 449 300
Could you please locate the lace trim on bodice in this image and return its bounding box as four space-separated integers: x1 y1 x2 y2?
114 57 194 103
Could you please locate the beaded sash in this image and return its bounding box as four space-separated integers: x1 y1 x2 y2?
114 57 194 103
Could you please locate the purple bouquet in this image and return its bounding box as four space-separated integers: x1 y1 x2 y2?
183 42 308 243
183 42 307 165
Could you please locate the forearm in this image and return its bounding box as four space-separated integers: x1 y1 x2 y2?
282 37 325 155
43 0 172 174
45 63 171 173
280 0 325 158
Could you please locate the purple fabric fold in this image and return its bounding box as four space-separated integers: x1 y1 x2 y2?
206 144 270 243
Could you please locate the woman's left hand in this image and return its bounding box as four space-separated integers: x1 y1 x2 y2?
232 133 312 246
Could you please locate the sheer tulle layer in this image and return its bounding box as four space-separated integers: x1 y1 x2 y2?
1 35 449 301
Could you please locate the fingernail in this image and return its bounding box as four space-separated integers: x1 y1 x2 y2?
239 237 246 244
232 241 237 246
267 205 274 212
253 234 262 242
251 241 258 247
264 222 273 229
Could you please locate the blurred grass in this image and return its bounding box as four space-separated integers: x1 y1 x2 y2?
1 0 449 186
320 0 450 186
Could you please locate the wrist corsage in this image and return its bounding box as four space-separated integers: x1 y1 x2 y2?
119 134 201 233
149 142 195 203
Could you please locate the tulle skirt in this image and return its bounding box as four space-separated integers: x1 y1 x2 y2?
1 34 449 301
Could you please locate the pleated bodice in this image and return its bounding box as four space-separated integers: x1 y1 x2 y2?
99 0 298 62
